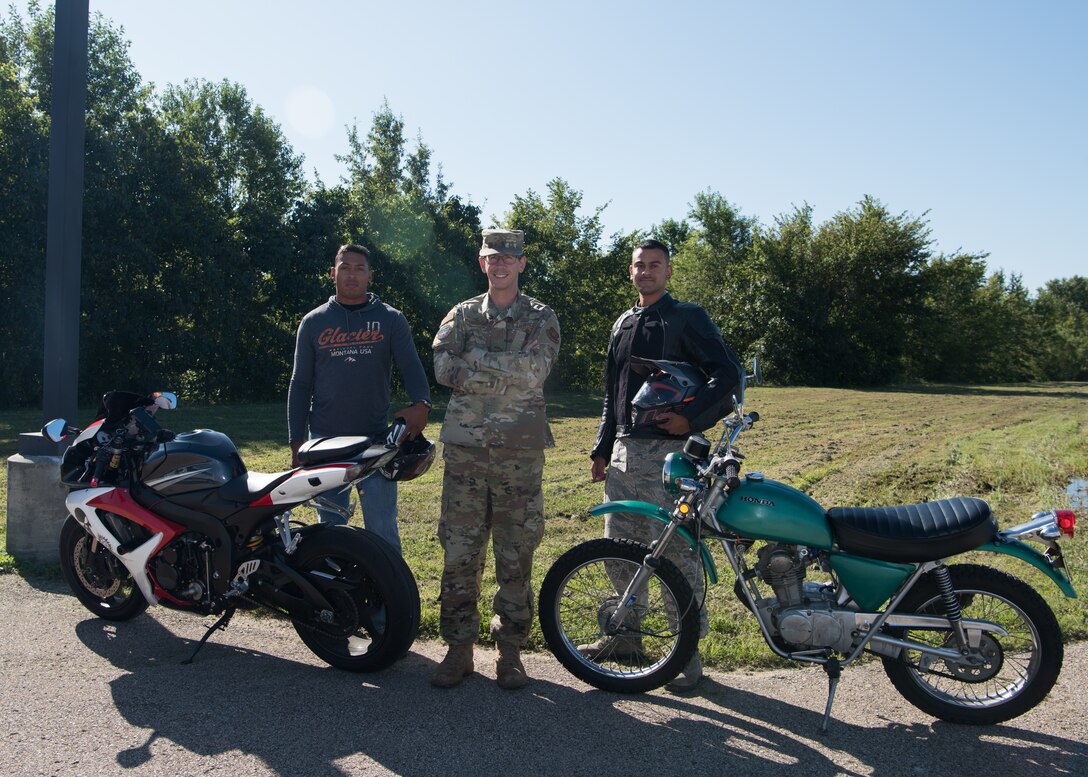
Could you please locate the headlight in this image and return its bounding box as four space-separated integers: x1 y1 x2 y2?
661 452 697 498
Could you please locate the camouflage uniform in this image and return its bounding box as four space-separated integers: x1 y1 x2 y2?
604 436 708 636
433 291 560 646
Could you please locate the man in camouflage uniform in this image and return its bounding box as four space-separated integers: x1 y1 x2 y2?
430 228 560 690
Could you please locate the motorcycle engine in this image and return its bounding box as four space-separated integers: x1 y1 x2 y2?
149 535 207 602
756 543 805 606
757 542 855 653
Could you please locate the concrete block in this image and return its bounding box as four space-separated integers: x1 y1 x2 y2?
6 454 67 564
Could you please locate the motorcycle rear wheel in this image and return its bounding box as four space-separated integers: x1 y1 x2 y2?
58 515 149 621
539 538 699 693
289 526 419 672
881 564 1063 725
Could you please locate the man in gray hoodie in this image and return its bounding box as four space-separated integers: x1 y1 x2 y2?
287 243 431 553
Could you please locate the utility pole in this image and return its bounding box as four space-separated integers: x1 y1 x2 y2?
21 0 89 455
8 0 90 563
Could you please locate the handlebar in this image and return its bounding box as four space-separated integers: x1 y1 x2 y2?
386 418 409 447
722 457 742 492
88 405 172 486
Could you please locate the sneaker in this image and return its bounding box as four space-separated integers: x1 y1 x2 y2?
665 652 702 693
576 635 645 663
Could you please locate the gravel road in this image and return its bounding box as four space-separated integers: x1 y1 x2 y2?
1 573 1084 776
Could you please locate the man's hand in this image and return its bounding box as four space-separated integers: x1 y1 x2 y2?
590 455 608 482
290 440 303 468
395 402 430 440
655 411 691 436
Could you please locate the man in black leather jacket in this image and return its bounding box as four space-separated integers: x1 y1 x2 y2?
585 238 742 691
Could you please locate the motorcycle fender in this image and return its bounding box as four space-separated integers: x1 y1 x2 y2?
976 539 1077 598
589 500 718 584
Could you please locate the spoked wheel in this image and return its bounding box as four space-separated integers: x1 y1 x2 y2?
289 527 419 672
881 564 1063 725
539 538 699 693
58 515 149 621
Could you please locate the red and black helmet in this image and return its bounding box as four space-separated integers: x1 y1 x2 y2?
629 358 706 430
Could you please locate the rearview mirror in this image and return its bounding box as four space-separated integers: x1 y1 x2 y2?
42 418 68 443
749 358 763 386
153 392 177 410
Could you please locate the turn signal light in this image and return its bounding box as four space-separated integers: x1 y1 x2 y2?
1055 510 1076 538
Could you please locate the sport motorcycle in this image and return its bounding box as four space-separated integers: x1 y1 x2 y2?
539 363 1078 729
44 390 428 671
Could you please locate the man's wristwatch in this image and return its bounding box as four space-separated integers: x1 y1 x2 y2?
415 399 433 409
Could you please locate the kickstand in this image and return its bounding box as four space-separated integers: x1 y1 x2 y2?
182 607 235 665
819 658 842 734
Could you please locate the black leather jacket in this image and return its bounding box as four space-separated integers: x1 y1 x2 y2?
592 293 743 461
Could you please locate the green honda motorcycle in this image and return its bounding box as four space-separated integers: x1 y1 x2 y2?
538 363 1077 729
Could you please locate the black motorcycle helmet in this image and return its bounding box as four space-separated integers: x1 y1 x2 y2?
629 358 706 430
380 434 436 481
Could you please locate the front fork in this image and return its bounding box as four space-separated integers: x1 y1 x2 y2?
606 514 689 633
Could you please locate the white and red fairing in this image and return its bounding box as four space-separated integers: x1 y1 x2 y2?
71 418 104 445
66 486 185 605
65 463 373 604
246 464 358 507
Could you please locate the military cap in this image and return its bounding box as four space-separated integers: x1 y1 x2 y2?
480 229 525 257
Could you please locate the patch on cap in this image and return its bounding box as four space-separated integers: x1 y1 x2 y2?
480 229 524 257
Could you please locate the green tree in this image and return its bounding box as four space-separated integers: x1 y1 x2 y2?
158 78 305 400
332 104 481 384
753 197 929 385
908 253 992 381
2 3 188 404
0 10 48 406
667 191 759 361
1034 277 1088 380
504 178 625 389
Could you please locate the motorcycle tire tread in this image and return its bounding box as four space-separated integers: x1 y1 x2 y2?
58 515 150 621
287 526 420 673
880 563 1063 725
539 537 701 694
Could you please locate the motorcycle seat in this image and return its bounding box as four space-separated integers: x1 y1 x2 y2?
218 471 295 503
297 436 375 466
827 497 997 563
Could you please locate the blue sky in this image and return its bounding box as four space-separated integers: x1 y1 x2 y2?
95 0 1085 292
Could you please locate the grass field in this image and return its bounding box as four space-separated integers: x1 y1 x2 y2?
2 383 1086 670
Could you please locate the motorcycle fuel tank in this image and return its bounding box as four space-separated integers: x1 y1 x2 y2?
714 474 833 549
139 430 246 496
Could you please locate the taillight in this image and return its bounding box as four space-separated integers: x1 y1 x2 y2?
1055 510 1076 538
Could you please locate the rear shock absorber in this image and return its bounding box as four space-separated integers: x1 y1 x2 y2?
932 563 971 654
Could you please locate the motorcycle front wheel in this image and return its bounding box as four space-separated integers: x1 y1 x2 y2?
881 563 1063 725
58 515 149 621
539 538 699 693
288 526 419 672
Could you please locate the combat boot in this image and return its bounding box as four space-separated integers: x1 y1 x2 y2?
495 643 529 690
665 651 702 693
431 643 474 688
576 635 645 663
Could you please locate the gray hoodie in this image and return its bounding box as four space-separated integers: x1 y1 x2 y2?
288 294 430 442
